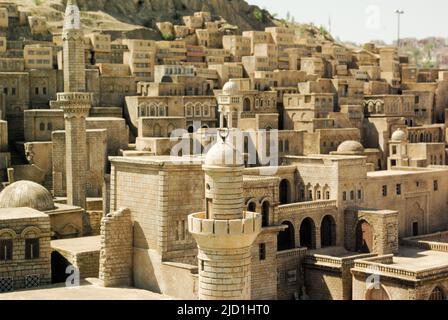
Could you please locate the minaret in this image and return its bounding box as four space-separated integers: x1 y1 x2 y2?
188 116 261 300
58 0 90 208
63 0 86 93
217 80 243 129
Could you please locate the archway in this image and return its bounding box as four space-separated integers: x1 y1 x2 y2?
261 201 270 227
366 286 390 300
153 124 161 137
247 201 256 212
300 218 315 249
321 215 336 247
243 97 251 112
51 251 72 284
429 286 445 300
356 220 373 253
279 179 290 205
278 221 295 251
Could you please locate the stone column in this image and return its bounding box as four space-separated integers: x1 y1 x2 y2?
58 92 91 209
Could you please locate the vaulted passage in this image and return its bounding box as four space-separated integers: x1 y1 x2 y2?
278 221 295 251
320 215 336 247
300 218 315 249
356 220 373 253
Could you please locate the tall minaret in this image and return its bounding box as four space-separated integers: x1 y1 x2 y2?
58 0 90 209
188 124 261 300
63 0 86 92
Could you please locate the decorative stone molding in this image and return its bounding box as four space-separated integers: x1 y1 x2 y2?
21 226 42 239
0 228 17 239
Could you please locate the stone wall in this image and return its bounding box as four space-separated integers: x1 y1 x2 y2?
0 208 51 292
99 208 133 287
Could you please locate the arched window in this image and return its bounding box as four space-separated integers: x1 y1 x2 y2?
278 221 295 251
429 286 445 300
300 218 315 249
39 122 45 131
167 124 175 137
243 97 251 112
321 215 336 247
279 179 290 205
153 124 162 137
261 201 270 227
247 201 256 212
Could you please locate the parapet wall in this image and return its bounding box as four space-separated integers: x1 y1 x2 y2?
99 208 133 287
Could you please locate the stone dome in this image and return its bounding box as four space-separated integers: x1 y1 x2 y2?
222 81 239 95
205 136 243 167
337 140 365 153
391 128 407 141
0 180 55 211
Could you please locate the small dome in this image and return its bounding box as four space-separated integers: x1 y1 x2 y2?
0 181 55 211
222 81 239 95
391 128 407 141
337 140 365 153
205 136 243 167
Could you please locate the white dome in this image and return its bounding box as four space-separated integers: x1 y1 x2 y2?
222 81 239 95
0 180 55 211
205 139 243 167
337 140 365 153
391 128 407 141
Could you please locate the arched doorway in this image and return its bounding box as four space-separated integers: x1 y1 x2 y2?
279 179 290 205
278 221 295 251
356 220 373 253
321 215 336 247
247 201 256 212
243 97 251 112
366 286 390 300
261 201 270 227
300 218 315 249
429 286 445 300
51 251 72 284
187 125 194 133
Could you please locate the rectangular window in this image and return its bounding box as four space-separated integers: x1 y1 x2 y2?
350 191 355 200
392 145 397 155
25 239 39 260
396 184 401 195
382 185 388 197
35 87 39 95
434 180 439 191
259 243 266 261
287 270 297 283
342 191 347 201
357 190 362 200
0 239 12 261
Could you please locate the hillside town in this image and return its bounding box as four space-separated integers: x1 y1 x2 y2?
1 0 448 301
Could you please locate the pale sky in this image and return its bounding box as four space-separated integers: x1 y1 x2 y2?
248 0 448 44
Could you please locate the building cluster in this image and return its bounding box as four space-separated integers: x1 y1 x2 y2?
1 0 448 300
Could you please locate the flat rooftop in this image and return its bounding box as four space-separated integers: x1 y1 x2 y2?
368 167 448 178
0 278 173 300
109 155 204 166
51 236 101 254
308 246 373 259
0 207 48 220
392 247 448 272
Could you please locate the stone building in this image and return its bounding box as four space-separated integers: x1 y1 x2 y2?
2 0 448 302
